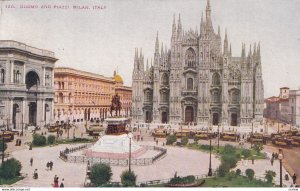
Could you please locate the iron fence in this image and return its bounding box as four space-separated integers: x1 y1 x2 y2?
59 144 167 166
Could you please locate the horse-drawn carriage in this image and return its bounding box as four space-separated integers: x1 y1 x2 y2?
152 128 169 138
249 133 267 144
47 124 61 132
272 136 291 147
194 131 215 140
87 124 106 136
174 129 193 138
221 132 238 142
0 131 15 142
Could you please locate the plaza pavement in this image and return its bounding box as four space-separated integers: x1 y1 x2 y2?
4 122 299 187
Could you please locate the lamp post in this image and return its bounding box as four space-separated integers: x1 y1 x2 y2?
2 130 4 163
127 132 133 172
217 123 220 153
21 113 24 136
251 119 254 148
208 137 213 176
67 117 70 139
278 148 284 187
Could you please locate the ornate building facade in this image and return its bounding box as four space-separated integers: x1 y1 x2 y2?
54 67 132 123
132 0 264 126
0 40 57 129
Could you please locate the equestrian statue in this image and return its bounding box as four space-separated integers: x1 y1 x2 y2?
110 93 122 117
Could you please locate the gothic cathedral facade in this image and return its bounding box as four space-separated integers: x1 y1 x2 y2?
132 0 264 127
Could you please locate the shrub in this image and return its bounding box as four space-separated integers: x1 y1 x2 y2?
253 144 263 154
199 144 211 151
194 137 200 143
181 137 189 146
169 175 195 185
235 169 241 176
166 135 177 145
90 163 112 186
265 170 276 183
222 154 238 168
241 149 251 158
0 141 7 153
223 144 236 155
32 134 46 146
245 169 255 181
47 135 56 145
227 171 235 180
120 170 137 187
217 163 230 177
0 158 22 179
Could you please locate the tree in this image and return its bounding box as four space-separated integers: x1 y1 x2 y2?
0 158 22 179
265 170 276 183
223 144 236 155
166 135 177 145
47 135 56 145
90 163 112 187
181 137 189 146
245 169 255 181
120 170 137 187
253 144 263 154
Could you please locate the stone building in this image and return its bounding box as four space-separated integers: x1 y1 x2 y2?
132 0 264 126
0 40 57 129
54 67 132 123
289 90 300 127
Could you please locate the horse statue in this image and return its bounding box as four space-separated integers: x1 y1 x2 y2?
110 93 122 117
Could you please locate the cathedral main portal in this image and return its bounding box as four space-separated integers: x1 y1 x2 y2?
185 106 194 123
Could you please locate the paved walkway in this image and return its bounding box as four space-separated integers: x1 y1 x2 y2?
11 141 220 187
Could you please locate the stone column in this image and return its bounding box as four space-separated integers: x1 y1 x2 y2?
10 60 14 83
42 67 46 86
23 64 26 84
41 99 45 124
51 100 54 123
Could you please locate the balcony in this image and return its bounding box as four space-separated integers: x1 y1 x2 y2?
181 90 198 97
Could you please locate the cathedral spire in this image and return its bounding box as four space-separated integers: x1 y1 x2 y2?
248 44 252 57
177 14 182 38
223 29 228 54
155 31 159 54
161 42 164 56
230 43 232 57
253 43 257 58
218 25 220 37
172 14 177 37
205 0 213 32
257 42 261 61
200 12 205 36
242 43 246 58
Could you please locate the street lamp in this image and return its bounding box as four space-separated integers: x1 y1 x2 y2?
208 137 213 176
217 123 220 153
67 117 70 139
127 132 133 172
278 148 284 187
208 119 213 177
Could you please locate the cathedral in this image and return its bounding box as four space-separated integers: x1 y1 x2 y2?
132 0 264 127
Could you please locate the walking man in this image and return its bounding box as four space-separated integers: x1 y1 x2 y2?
292 173 297 185
30 158 33 166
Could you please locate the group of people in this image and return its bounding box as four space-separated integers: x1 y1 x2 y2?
47 161 54 171
53 175 64 187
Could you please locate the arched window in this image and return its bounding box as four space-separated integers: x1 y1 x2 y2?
161 73 169 86
212 73 220 86
230 90 240 104
59 93 64 104
212 90 220 103
187 78 193 90
0 68 4 83
185 48 196 67
161 92 168 103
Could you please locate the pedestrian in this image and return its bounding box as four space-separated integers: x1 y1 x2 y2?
292 173 297 184
54 176 59 187
60 178 64 187
46 162 50 170
141 136 143 141
50 161 53 171
33 169 38 179
272 152 275 159
30 157 33 166
270 158 274 166
156 139 158 145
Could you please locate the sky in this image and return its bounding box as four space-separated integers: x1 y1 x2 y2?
0 0 299 98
